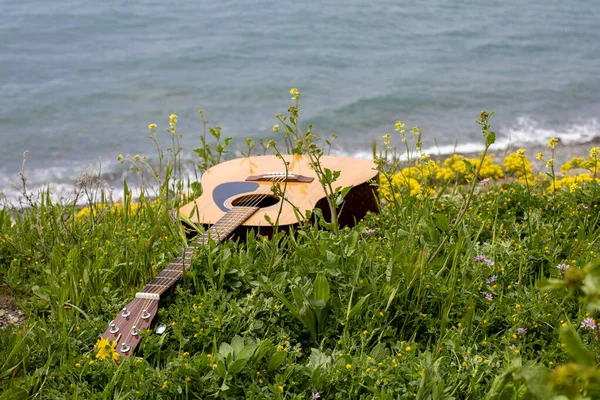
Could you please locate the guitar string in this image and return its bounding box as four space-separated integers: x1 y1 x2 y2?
117 184 280 348
146 176 285 290
142 187 276 293
116 176 287 351
150 191 272 290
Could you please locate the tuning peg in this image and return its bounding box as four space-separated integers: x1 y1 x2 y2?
109 322 119 334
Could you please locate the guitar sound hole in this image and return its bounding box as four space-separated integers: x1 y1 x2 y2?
232 194 280 208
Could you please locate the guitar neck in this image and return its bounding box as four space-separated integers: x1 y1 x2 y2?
140 206 259 295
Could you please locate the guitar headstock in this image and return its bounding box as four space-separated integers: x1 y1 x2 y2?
100 293 159 358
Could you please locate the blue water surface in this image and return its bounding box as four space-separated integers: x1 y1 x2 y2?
0 0 599 197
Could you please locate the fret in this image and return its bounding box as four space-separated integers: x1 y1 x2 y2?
140 282 173 295
138 206 260 295
148 276 178 284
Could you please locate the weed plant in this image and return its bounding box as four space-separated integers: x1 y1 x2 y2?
1 91 600 399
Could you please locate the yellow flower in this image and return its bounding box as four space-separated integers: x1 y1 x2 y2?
363 330 368 335
536 152 544 160
267 139 276 148
134 154 141 162
546 159 554 168
405 346 412 352
395 120 405 133
148 123 157 130
547 138 559 149
516 148 525 158
75 362 81 368
185 377 191 382
272 124 279 132
346 364 352 370
289 88 298 95
515 304 521 309
590 147 599 159
278 385 284 392
94 338 119 361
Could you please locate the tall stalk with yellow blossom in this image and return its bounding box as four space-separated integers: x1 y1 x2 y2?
517 148 534 250
272 88 349 235
547 138 559 241
193 110 233 175
429 111 496 262
585 147 599 230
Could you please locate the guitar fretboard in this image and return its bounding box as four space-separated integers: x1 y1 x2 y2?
139 206 259 295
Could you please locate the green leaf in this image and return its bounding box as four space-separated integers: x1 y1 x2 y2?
313 273 330 304
432 213 450 232
299 302 318 342
231 335 244 356
238 343 257 360
370 343 389 362
462 160 475 175
0 387 28 400
537 279 566 292
227 358 247 374
511 365 551 398
347 293 371 320
268 351 287 371
560 325 596 367
216 359 227 378
254 340 273 362
325 250 337 264
218 343 234 359
485 130 496 147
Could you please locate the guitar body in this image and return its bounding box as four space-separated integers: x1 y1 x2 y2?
101 155 378 358
179 154 379 229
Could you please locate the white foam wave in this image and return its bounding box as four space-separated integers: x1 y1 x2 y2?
504 116 599 145
341 117 600 159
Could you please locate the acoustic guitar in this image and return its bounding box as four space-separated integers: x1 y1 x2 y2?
100 154 378 357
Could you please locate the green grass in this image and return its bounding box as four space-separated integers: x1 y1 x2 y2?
2 103 600 399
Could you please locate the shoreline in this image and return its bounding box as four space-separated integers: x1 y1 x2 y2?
3 137 600 210
453 137 600 171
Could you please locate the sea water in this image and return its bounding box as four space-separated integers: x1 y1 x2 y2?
1 0 599 202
